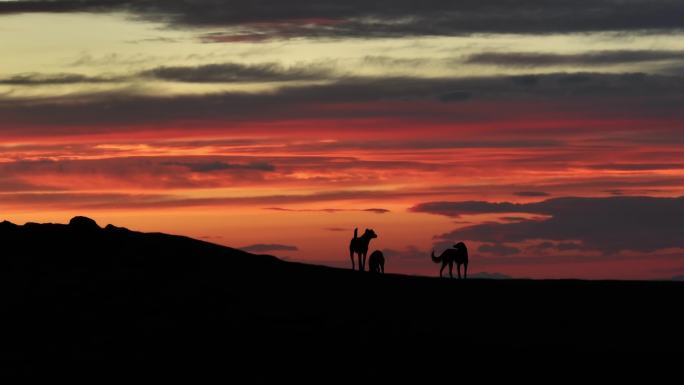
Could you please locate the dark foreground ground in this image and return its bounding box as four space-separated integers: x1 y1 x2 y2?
1 217 682 381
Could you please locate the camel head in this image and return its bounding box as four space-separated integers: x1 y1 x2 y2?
363 228 377 239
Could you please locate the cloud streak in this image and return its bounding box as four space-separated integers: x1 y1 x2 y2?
0 73 121 85
3 1 684 37
415 196 684 254
142 62 332 83
163 161 275 172
2 72 683 132
466 50 684 67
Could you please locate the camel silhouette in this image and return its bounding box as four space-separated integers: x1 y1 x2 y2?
368 250 385 274
349 228 377 271
431 242 469 279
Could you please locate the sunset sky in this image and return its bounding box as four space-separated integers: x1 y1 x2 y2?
2 1 684 279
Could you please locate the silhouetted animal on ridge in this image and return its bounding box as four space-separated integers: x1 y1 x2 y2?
431 242 469 279
368 250 385 274
349 228 377 271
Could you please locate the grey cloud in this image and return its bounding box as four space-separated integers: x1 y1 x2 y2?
557 242 582 251
0 73 121 85
3 72 681 131
411 201 526 217
439 91 472 102
3 1 684 37
420 196 684 254
466 50 684 68
361 56 431 67
142 62 331 83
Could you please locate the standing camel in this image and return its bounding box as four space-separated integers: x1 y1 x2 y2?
349 228 377 271
431 242 469 279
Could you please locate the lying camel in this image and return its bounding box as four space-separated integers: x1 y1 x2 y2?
368 250 385 274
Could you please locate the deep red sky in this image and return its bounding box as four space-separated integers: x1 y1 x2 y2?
2 1 684 279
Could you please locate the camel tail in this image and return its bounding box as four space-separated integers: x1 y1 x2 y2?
431 250 441 263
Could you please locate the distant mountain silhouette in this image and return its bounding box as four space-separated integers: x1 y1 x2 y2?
469 271 512 279
1 217 682 381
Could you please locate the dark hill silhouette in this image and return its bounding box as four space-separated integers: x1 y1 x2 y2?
1 217 682 381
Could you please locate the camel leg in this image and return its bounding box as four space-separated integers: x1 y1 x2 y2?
350 250 355 270
464 262 468 279
361 253 366 271
439 263 445 278
457 263 462 279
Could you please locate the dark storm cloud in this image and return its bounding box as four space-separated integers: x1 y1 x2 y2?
0 73 121 85
466 50 684 67
142 62 331 83
3 1 684 36
2 72 683 131
417 196 684 254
